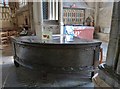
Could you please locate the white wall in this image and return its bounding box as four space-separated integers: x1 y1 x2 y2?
98 2 113 34
94 2 113 42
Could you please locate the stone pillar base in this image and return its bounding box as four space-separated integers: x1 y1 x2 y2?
92 73 112 88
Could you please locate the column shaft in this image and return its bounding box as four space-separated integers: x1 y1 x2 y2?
33 2 43 39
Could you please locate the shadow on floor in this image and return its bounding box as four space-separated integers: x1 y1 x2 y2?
2 56 94 88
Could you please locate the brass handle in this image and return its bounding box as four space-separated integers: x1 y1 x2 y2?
99 48 103 64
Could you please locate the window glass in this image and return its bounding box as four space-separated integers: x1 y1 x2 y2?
5 0 9 6
0 0 4 7
19 0 27 7
0 0 9 7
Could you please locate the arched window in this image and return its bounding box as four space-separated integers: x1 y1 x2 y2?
0 0 10 20
0 0 9 7
19 0 27 8
42 0 58 20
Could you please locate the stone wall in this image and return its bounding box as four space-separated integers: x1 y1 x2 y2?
1 20 11 28
17 11 30 27
43 20 59 34
96 2 113 42
16 5 30 27
0 6 13 29
99 2 113 29
43 25 59 34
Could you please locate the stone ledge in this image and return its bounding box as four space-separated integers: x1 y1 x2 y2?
97 63 120 88
96 33 109 42
92 73 111 88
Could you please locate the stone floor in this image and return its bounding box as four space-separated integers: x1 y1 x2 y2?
0 40 108 88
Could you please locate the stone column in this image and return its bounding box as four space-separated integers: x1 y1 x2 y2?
28 2 34 34
38 1 43 39
106 2 119 69
116 52 120 75
48 0 52 20
58 0 64 43
116 2 120 75
33 2 39 36
52 0 55 20
55 0 58 20
94 2 99 27
48 0 58 20
98 2 120 88
33 2 43 39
